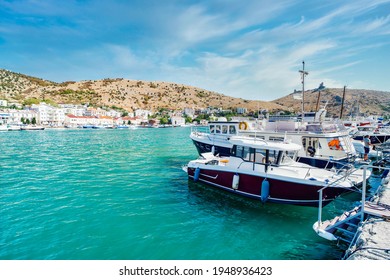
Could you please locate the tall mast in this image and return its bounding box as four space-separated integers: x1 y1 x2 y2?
299 61 309 117
340 85 346 119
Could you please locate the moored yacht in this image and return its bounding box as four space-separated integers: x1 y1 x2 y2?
190 117 357 169
184 137 368 207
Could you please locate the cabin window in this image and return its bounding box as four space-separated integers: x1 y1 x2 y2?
268 150 280 165
222 125 228 134
229 125 237 134
210 125 215 134
269 136 284 142
280 151 297 164
254 149 266 163
215 125 221 134
232 145 281 165
233 146 254 161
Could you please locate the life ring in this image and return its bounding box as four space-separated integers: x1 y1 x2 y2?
328 139 341 150
239 122 248 130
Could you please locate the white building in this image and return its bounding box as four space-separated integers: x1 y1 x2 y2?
64 115 114 127
106 109 122 118
31 103 65 126
183 107 195 118
171 116 185 126
0 100 8 107
237 107 248 114
134 109 152 119
7 109 38 124
59 104 86 116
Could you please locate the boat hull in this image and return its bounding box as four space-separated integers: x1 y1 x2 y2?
187 167 348 207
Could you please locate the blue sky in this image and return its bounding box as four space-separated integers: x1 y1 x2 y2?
0 0 389 101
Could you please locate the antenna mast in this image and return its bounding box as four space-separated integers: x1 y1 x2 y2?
299 61 309 118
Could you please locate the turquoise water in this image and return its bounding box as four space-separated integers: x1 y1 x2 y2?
1 127 371 260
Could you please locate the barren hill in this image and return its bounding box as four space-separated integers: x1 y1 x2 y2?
0 69 285 112
273 88 390 117
1 69 388 116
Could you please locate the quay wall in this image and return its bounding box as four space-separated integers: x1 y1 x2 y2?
346 174 390 260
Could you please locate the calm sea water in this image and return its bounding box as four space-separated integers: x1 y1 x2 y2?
0 127 377 260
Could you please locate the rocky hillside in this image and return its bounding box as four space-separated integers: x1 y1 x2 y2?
0 69 284 112
1 69 388 116
273 87 390 117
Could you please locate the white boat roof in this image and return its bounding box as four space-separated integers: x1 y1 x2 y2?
229 136 302 151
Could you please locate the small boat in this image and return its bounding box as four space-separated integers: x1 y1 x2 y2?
116 125 129 129
20 125 45 131
7 125 21 131
183 136 369 207
92 125 105 129
350 125 390 144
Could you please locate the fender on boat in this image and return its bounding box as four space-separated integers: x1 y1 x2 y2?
261 178 270 202
194 167 200 182
232 174 239 190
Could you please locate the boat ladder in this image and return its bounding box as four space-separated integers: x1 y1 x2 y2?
314 206 361 244
314 201 390 246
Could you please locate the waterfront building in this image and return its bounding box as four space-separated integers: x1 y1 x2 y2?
64 114 97 127
7 109 38 124
31 103 65 126
171 116 185 126
0 112 10 124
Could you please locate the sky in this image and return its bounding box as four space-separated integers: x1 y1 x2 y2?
0 0 389 101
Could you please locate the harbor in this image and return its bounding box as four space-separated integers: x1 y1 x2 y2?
0 126 389 260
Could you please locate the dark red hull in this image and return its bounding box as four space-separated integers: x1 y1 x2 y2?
187 167 348 207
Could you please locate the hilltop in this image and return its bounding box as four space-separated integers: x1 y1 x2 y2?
273 88 390 117
1 69 389 116
0 69 284 112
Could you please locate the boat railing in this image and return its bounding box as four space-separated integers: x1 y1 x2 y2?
316 165 390 229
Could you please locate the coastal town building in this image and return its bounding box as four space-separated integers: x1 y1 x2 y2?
5 109 38 124
31 103 65 126
236 107 248 114
183 107 195 118
59 104 86 116
134 109 152 119
171 116 185 126
0 100 8 107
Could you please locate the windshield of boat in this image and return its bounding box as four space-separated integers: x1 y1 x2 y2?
209 123 238 135
280 151 297 165
232 145 283 165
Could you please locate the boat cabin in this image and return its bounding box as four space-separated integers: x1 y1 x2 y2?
229 137 301 168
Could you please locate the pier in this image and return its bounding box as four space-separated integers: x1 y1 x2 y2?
313 165 390 260
343 170 390 260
